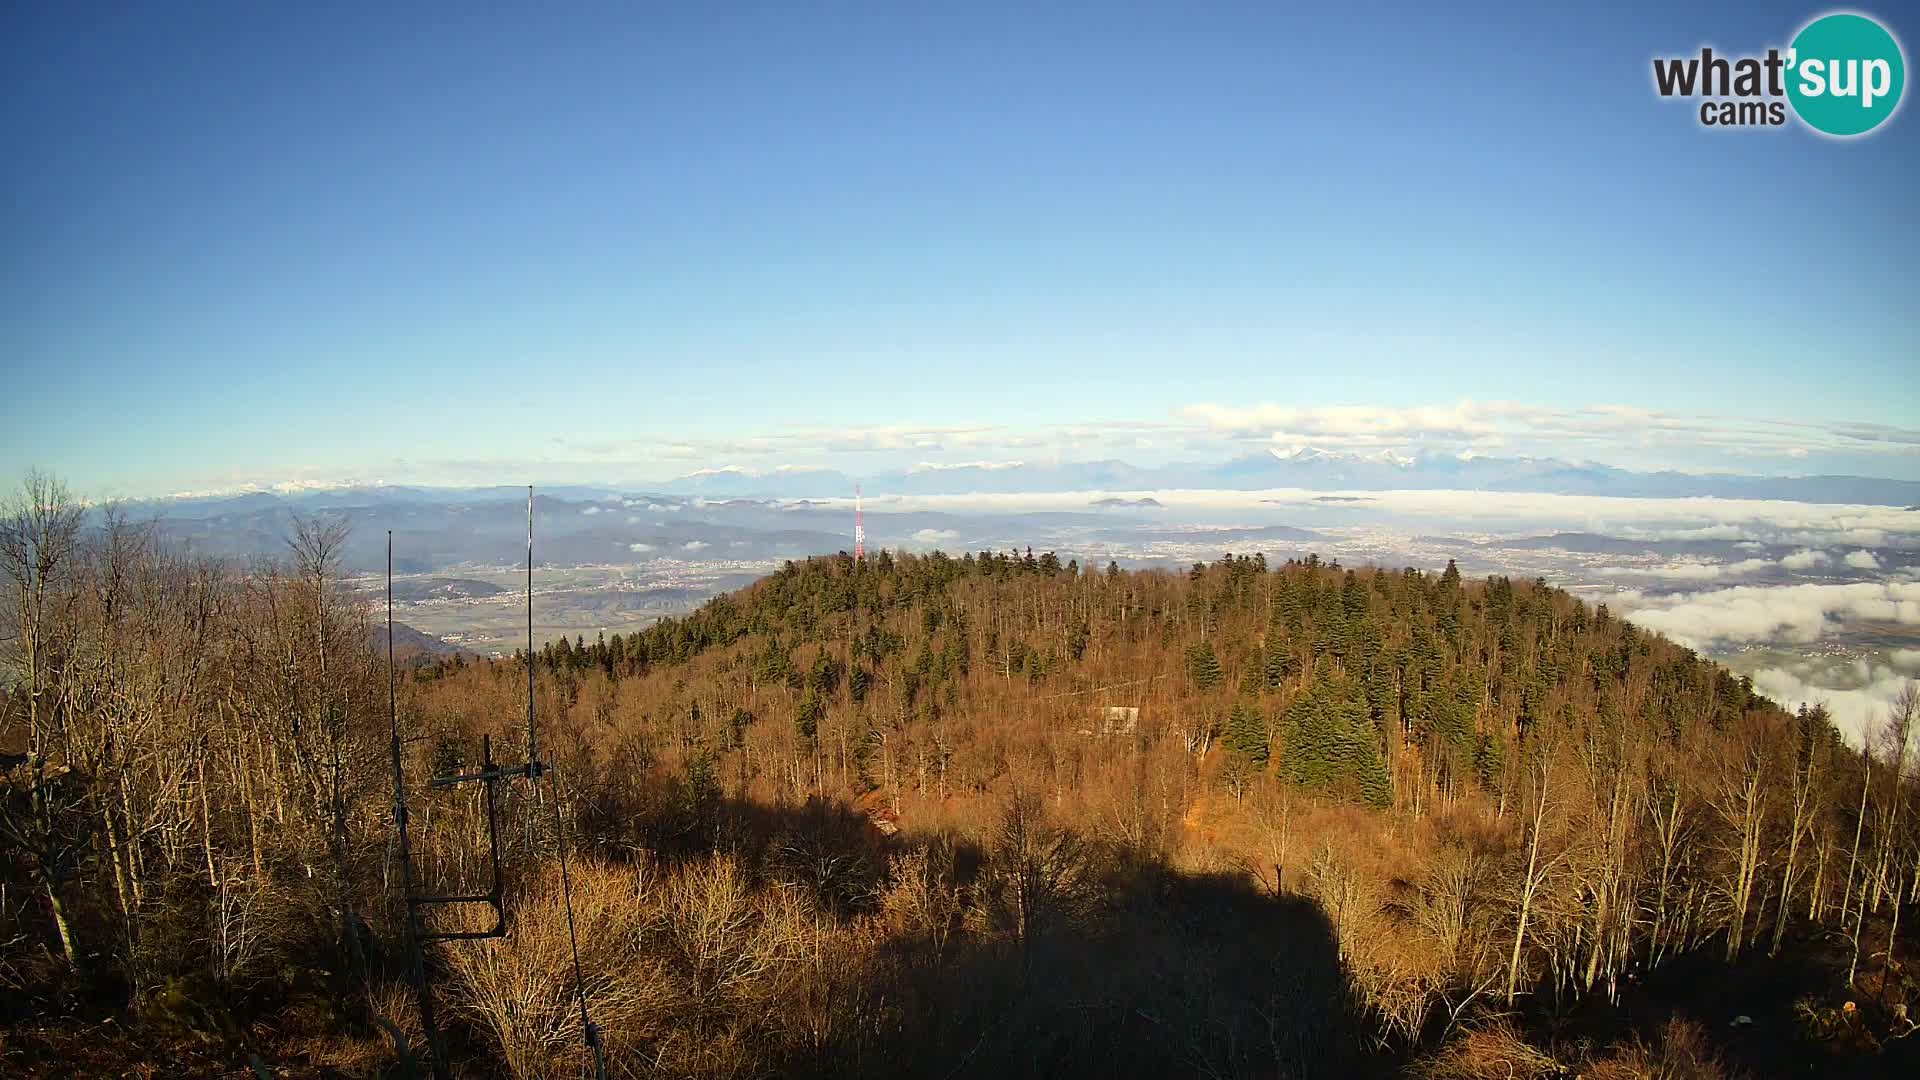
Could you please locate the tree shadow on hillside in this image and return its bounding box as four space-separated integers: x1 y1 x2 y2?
604 792 1397 1080
848 871 1388 1080
1519 925 1920 1080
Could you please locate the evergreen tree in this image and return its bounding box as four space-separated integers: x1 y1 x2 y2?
1186 641 1224 691
1068 620 1090 661
808 650 842 697
1225 701 1270 766
796 689 823 740
1281 685 1339 788
1353 730 1394 809
1264 638 1294 689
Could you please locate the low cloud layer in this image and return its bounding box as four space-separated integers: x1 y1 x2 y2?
1596 557 1775 581
1781 548 1830 570
1615 581 1920 650
1749 662 1916 747
814 487 1919 550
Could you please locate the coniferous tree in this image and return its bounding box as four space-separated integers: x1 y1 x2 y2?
1225 702 1270 766
796 689 824 741
1186 641 1224 692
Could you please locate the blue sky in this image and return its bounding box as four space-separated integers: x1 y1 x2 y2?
2 2 1916 496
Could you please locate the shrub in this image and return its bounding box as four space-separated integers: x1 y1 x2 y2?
443 860 666 1080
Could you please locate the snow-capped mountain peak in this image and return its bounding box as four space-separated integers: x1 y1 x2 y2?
1269 445 1415 467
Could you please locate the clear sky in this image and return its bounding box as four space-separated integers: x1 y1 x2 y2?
2 2 1916 496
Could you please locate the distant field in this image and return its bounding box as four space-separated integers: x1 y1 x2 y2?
352 563 774 654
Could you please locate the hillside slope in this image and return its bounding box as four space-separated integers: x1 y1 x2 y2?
395 549 1916 1076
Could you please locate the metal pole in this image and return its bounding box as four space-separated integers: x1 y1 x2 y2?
527 486 537 774
389 532 448 1080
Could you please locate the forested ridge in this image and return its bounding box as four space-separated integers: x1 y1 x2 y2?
4 471 1918 1078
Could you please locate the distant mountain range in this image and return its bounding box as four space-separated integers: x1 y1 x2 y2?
133 451 1920 525
661 448 1920 505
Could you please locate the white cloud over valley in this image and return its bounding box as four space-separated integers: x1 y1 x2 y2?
1748 663 1918 747
1614 581 1920 650
1780 549 1830 570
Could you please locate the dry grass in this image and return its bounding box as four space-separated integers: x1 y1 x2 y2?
1585 1017 1732 1080
362 978 424 1061
1412 1019 1562 1079
658 854 785 1009
442 860 670 1080
1417 1016 1735 1080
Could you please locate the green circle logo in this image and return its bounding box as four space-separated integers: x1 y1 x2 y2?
1787 13 1906 136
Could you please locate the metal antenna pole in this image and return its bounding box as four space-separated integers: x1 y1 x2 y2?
528 486 539 775
519 488 604 1078
386 518 555 1078
389 532 448 1079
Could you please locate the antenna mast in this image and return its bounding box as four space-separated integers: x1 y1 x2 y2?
527 486 539 774
385 490 598 1078
854 483 865 562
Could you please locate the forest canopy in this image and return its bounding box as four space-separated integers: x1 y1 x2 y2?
3 472 1917 1078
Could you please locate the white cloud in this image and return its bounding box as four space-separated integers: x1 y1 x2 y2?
149 396 1920 499
1749 664 1917 747
683 540 708 552
1614 581 1920 650
1892 648 1920 674
911 528 959 544
1182 401 1500 440
1780 549 1830 570
627 542 653 553
582 506 603 515
908 460 1026 473
805 487 1920 550
1172 399 1920 462
1606 548 1873 580
1596 557 1773 581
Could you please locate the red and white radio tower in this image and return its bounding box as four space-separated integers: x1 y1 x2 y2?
853 484 866 562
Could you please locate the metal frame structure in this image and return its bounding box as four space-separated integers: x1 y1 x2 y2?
385 488 602 1079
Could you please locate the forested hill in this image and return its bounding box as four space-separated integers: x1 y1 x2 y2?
510 548 1799 814
438 548 1919 1073
402 548 1911 1076
12 519 1914 1078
